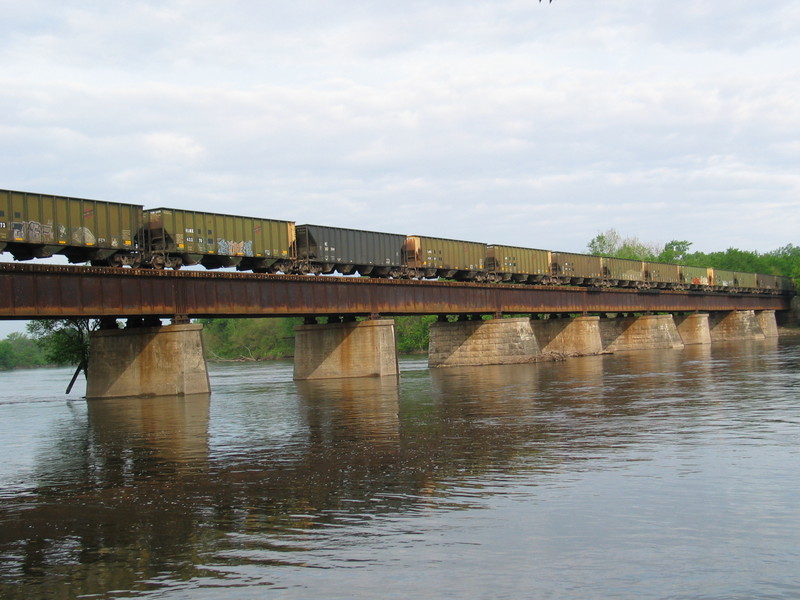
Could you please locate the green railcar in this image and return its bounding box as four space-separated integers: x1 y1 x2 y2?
735 271 757 290
0 188 142 265
142 208 295 270
644 261 680 286
487 245 550 282
602 257 644 286
711 269 736 289
404 235 486 279
680 265 710 287
550 251 602 285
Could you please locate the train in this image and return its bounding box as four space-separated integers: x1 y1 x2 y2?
1 188 794 295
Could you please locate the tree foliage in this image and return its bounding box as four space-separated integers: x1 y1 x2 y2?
25 319 94 372
0 332 49 370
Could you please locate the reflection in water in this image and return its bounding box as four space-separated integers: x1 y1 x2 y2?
0 340 799 599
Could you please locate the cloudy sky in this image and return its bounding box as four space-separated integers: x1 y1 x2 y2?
2 2 799 256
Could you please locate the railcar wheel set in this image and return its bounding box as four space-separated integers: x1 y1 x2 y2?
1 189 794 295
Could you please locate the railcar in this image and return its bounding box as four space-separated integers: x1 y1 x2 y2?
601 257 645 288
643 261 681 289
404 236 487 280
0 188 142 266
295 224 406 277
679 265 710 290
710 269 737 291
550 251 603 285
486 245 550 283
735 271 758 293
139 208 295 271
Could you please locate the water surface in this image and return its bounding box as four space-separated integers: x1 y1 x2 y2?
1 339 799 599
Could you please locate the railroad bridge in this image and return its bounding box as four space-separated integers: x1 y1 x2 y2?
0 263 793 398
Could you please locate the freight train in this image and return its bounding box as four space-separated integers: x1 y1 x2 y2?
1 188 794 294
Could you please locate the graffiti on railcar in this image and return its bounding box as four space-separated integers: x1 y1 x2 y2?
217 239 254 256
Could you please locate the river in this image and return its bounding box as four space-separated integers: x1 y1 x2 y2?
1 338 799 599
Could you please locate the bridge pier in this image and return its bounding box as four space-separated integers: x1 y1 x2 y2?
293 319 399 380
428 317 540 368
86 323 211 399
708 310 766 341
756 310 778 337
598 314 684 352
530 315 603 355
674 313 712 345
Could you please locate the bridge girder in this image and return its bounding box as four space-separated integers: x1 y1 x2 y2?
0 263 791 320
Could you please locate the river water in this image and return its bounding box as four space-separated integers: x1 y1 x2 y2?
1 338 799 599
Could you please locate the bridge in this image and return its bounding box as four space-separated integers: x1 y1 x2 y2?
1 262 793 398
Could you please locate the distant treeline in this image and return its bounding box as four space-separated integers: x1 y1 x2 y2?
0 333 50 370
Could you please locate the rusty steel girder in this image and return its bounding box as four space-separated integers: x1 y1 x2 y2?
0 262 791 320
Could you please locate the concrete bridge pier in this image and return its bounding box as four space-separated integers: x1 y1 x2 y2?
756 310 779 337
599 314 684 352
293 319 399 380
530 315 603 355
428 317 540 368
708 310 766 341
674 313 712 345
86 322 211 399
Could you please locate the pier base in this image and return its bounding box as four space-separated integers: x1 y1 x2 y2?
708 310 765 341
530 316 603 355
599 314 684 352
86 324 210 399
293 319 399 380
674 313 712 345
756 310 779 338
428 318 540 368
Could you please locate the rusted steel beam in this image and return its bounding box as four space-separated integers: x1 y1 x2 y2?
0 262 791 320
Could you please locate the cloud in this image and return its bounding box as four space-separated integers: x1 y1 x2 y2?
0 0 798 256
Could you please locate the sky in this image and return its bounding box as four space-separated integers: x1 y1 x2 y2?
1 1 799 335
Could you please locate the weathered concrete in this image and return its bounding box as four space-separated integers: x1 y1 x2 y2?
599 314 684 352
293 319 398 380
428 317 540 367
87 324 210 399
674 313 712 345
708 310 766 341
756 310 779 338
531 316 603 355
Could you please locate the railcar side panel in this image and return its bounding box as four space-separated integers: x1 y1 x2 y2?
644 261 680 285
144 208 294 268
405 236 486 277
680 265 710 286
0 188 141 260
602 257 644 283
735 271 757 290
711 269 736 288
296 225 406 273
550 251 602 283
486 245 550 277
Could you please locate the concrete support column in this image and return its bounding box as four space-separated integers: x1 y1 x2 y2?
293 319 398 380
530 316 603 355
428 317 540 368
674 313 712 345
755 310 779 338
599 314 684 352
87 324 210 399
708 310 766 341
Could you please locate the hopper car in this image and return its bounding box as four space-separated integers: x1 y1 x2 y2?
0 188 794 295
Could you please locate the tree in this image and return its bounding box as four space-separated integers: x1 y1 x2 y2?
26 319 94 375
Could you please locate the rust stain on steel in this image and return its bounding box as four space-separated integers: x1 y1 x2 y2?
0 262 791 320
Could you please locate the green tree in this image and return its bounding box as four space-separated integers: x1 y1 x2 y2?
26 319 94 374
